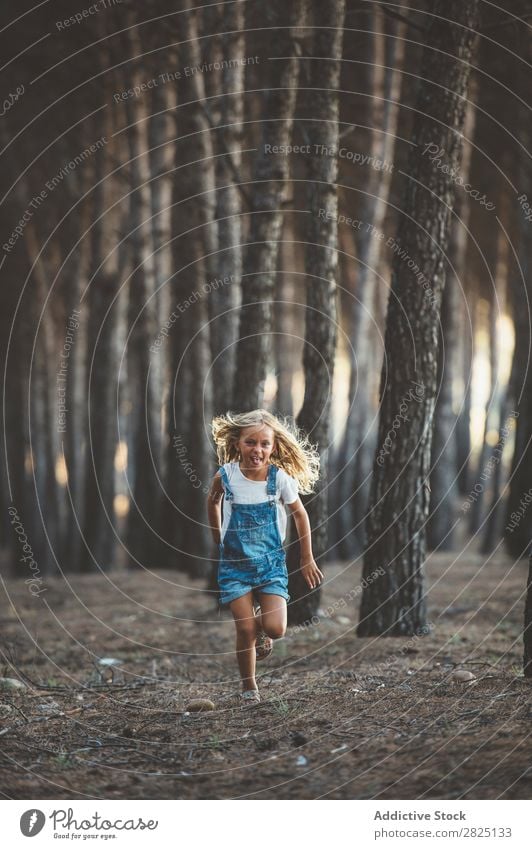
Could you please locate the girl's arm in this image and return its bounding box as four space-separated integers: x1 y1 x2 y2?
286 499 324 589
207 472 224 546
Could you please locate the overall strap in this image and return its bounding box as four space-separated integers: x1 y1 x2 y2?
266 464 278 500
219 465 234 501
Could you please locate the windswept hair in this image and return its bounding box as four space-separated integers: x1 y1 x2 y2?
211 409 320 494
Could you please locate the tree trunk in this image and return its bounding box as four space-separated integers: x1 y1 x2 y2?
335 5 406 559
83 271 122 572
504 107 532 559
24 223 61 577
469 260 502 536
148 76 176 485
428 93 476 550
210 0 245 416
123 23 165 569
286 0 345 626
505 320 532 558
456 290 474 496
161 2 219 572
0 127 32 573
274 233 301 418
82 104 121 572
358 0 479 637
481 389 513 554
427 275 459 550
62 202 90 572
233 0 305 412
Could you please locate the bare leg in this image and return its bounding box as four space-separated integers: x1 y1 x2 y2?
258 592 287 640
229 592 258 692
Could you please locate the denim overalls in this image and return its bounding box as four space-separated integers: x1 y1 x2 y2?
218 464 290 606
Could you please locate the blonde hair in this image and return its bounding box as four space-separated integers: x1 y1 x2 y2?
211 409 320 494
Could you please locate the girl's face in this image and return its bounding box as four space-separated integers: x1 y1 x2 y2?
236 425 275 473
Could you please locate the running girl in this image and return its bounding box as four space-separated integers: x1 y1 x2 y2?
207 410 323 703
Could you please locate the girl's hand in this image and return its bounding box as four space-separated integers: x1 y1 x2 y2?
300 559 324 590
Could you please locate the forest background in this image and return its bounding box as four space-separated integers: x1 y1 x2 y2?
1 0 531 625
1 0 532 803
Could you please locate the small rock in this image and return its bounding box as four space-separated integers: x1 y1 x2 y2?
185 698 215 713
336 616 351 626
0 678 26 690
452 669 476 682
296 755 308 766
37 702 61 714
291 731 307 747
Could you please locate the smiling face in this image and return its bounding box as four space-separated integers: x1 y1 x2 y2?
236 424 275 477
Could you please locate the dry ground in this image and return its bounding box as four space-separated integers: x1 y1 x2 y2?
0 550 531 800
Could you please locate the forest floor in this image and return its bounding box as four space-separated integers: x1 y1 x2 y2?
0 549 531 800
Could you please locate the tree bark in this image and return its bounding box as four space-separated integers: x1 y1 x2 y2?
285 0 345 625
428 93 476 550
62 191 90 573
504 106 532 559
148 75 176 484
358 0 479 637
162 2 218 572
274 233 301 418
210 0 245 416
82 104 122 572
456 289 474 497
25 223 61 576
469 240 504 537
233 0 305 412
335 5 406 559
123 20 166 569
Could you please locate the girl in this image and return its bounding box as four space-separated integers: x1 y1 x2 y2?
207 409 323 703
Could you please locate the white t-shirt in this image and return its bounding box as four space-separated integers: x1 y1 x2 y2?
220 463 299 542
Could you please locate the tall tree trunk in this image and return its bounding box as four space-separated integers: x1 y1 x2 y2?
456 289 475 496
63 202 90 572
0 136 60 575
146 71 177 567
358 0 479 637
123 26 166 568
233 0 305 412
428 93 476 550
274 232 301 418
0 212 30 577
82 105 121 572
210 0 245 416
335 5 406 559
24 224 61 577
469 240 504 537
162 1 219 572
481 388 513 554
504 107 532 560
148 76 176 484
286 0 345 625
